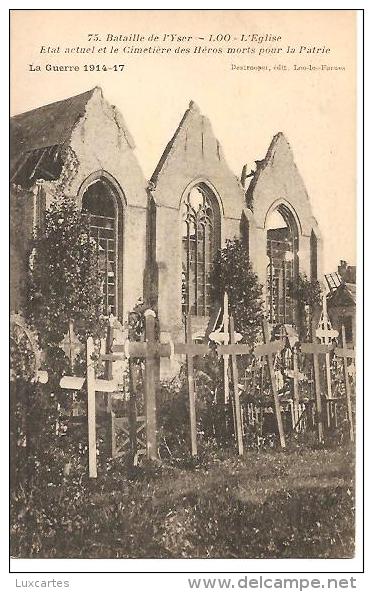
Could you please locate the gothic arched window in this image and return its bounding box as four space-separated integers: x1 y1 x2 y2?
181 184 220 317
266 205 299 325
81 178 123 318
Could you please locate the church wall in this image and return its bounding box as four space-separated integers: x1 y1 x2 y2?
68 89 148 318
249 227 268 290
10 186 35 313
247 134 324 304
240 210 267 294
11 91 326 375
31 88 148 321
150 104 246 367
153 205 183 335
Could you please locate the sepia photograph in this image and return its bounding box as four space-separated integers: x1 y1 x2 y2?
9 8 358 565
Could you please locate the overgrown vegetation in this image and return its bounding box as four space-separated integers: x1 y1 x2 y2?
211 237 264 344
10 197 106 501
26 197 105 358
10 221 354 560
290 273 322 339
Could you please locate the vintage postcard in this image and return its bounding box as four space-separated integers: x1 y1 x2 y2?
9 7 361 578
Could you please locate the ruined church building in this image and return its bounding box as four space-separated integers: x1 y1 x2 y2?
11 87 322 373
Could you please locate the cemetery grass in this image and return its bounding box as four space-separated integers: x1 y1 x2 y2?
11 444 355 559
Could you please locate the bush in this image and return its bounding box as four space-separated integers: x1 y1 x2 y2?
289 273 322 339
211 238 264 344
11 196 108 511
26 196 105 360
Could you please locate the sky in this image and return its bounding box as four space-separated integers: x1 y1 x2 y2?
10 10 357 274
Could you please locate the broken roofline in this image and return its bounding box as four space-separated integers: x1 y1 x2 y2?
11 88 296 199
10 87 138 187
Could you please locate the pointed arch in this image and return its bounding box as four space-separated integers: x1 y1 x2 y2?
265 201 299 325
78 171 125 319
180 181 222 317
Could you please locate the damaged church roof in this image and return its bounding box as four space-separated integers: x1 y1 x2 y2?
11 87 97 154
10 88 99 187
245 132 292 206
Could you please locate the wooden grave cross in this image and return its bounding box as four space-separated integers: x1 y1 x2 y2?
59 336 119 478
102 314 125 413
334 324 355 442
173 315 209 456
300 320 334 443
316 292 339 409
253 319 286 448
210 293 245 450
278 326 301 430
216 315 250 455
209 293 242 406
101 309 172 461
284 346 307 432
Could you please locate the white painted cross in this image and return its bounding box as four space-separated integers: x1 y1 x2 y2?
209 292 242 405
316 292 339 345
316 291 339 401
59 336 118 478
